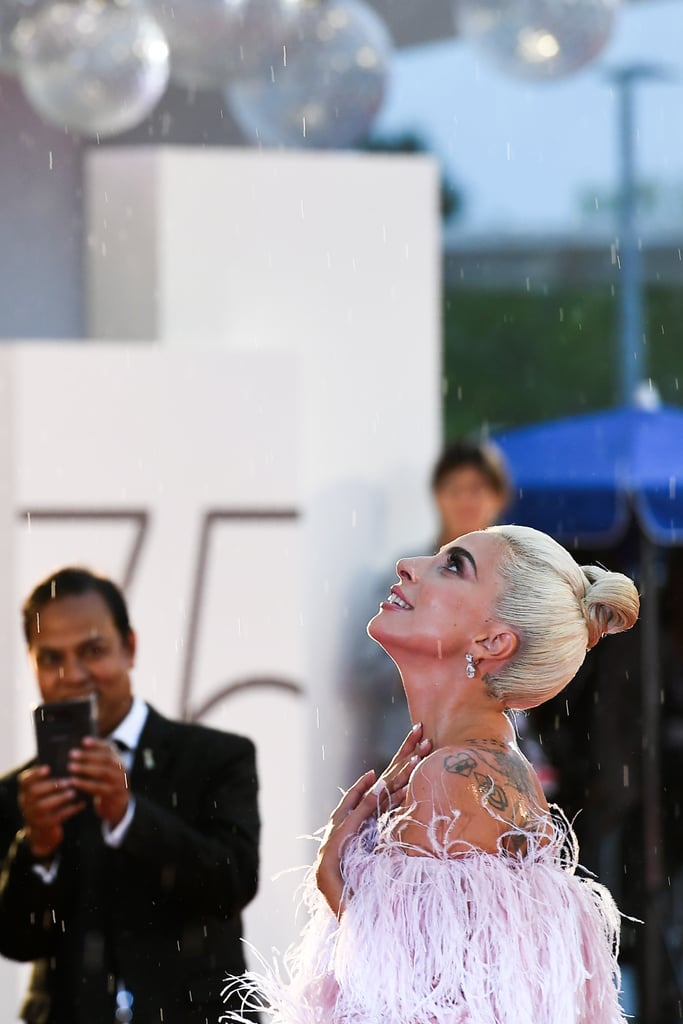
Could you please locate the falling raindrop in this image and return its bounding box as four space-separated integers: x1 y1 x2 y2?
147 0 306 91
227 0 392 148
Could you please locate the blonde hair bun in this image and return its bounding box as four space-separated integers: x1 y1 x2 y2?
485 524 641 709
580 565 640 650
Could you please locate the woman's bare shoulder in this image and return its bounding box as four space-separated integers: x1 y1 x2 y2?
392 740 549 855
391 747 503 855
437 738 548 812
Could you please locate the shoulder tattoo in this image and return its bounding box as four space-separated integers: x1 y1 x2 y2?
463 740 535 801
443 750 510 812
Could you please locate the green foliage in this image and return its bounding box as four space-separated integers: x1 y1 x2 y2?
364 131 463 221
442 285 683 440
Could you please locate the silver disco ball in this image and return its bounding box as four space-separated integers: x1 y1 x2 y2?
227 0 392 148
457 0 621 80
16 0 170 136
147 0 309 91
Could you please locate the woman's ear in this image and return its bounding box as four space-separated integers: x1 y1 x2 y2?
474 628 518 664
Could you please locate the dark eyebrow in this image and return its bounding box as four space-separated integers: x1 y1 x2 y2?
33 645 61 658
444 545 478 579
34 635 107 655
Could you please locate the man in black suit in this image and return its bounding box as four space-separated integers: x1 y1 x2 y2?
0 567 260 1024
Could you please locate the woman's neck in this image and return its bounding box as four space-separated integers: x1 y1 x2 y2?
399 665 515 750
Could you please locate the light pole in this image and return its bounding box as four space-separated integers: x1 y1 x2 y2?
610 63 665 407
607 62 671 1024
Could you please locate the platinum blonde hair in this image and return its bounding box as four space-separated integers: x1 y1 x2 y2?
486 525 640 709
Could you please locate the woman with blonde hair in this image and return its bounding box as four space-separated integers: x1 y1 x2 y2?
226 525 639 1024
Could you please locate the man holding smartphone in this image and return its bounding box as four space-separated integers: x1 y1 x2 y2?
0 567 260 1024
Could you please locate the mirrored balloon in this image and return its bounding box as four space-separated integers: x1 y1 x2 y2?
17 0 170 137
0 0 51 74
227 0 392 148
457 0 621 80
148 0 309 91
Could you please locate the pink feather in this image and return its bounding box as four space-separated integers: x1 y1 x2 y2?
223 810 627 1024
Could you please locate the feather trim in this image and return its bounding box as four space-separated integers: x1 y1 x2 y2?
222 809 626 1024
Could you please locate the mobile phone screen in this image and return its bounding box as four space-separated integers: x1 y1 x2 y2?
33 696 98 778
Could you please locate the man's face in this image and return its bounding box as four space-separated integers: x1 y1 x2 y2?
27 591 136 737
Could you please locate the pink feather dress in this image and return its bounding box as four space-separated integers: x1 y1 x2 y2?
223 807 626 1024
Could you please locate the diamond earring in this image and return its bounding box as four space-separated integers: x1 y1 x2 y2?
465 653 476 679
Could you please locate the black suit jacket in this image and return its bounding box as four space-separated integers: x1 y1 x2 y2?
0 705 260 1024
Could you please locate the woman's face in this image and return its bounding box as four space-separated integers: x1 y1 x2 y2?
433 466 506 541
368 531 508 663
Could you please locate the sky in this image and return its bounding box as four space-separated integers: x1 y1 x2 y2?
374 0 683 234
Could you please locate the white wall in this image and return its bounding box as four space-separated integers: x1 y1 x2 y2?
0 148 441 1018
87 148 442 811
2 346 308 1016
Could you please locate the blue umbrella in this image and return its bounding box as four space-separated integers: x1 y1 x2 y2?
495 398 683 1017
492 62 681 1023
494 402 683 547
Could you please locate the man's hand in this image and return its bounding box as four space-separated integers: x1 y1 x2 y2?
18 765 85 859
68 738 130 827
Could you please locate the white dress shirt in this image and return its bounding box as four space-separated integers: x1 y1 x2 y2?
102 696 149 847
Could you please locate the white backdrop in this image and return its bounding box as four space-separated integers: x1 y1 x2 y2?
87 148 442 812
1 347 308 1013
0 149 441 1019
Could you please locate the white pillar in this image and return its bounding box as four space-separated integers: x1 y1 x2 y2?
9 343 304 974
86 147 442 817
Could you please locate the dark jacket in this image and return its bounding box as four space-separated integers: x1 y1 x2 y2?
0 705 260 1024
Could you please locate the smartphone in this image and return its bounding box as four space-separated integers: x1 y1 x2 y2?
33 695 98 778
